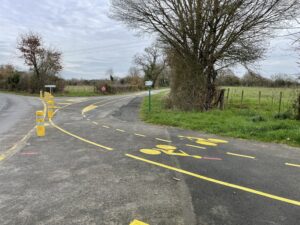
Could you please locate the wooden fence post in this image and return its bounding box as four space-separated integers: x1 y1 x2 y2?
278 92 283 114
240 90 244 107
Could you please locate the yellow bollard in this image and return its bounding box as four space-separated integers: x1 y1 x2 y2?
47 100 54 119
36 111 45 137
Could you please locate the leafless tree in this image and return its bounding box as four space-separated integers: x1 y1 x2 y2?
134 43 166 88
111 0 300 110
17 32 62 92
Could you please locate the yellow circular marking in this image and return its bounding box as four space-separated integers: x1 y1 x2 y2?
208 138 228 144
156 145 177 150
196 140 217 146
140 149 162 155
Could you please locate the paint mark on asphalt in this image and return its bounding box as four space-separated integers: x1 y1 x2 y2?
130 219 149 225
19 152 39 155
155 138 172 143
116 129 126 133
203 157 223 161
92 122 98 125
49 119 113 151
285 163 300 168
102 125 110 129
186 144 206 149
226 152 256 159
126 154 300 207
0 155 5 161
134 133 146 137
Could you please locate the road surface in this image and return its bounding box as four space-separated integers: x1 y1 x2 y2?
0 92 299 225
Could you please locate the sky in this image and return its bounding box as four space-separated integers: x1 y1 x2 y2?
0 0 299 80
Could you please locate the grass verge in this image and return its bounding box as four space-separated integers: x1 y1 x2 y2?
141 91 300 147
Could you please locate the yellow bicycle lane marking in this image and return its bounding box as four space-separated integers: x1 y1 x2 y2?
126 154 300 207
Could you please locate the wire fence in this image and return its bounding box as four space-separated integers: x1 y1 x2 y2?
224 87 300 118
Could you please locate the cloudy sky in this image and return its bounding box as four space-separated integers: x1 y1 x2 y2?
0 0 299 79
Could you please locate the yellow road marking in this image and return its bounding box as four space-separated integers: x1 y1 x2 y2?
155 138 172 143
226 152 256 159
0 155 5 161
102 125 110 129
116 129 126 133
135 133 146 137
49 119 113 151
126 154 300 207
92 122 98 125
285 163 300 168
130 219 149 225
186 144 206 149
82 104 98 115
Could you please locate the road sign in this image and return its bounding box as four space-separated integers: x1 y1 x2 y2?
145 80 153 87
45 85 56 88
45 85 56 94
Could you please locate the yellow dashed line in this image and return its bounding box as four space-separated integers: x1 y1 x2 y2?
285 163 300 168
226 152 256 159
155 138 172 143
49 119 113 151
126 154 300 207
116 129 126 133
102 125 110 129
135 133 146 137
186 144 206 149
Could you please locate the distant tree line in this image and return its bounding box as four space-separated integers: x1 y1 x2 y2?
217 69 300 87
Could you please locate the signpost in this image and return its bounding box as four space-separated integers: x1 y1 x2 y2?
45 85 56 94
145 81 153 112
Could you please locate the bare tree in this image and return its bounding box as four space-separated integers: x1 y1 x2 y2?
17 32 62 92
134 43 166 88
111 0 300 110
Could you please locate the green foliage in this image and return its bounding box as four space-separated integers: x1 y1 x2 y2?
141 90 300 147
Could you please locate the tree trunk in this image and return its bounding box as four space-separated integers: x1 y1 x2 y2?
169 55 218 111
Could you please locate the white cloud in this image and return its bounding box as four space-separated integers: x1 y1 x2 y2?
0 0 299 79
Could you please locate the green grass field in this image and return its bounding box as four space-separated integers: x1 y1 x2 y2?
141 87 300 147
61 85 98 97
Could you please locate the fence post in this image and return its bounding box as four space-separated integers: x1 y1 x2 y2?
297 94 300 120
278 92 283 114
240 90 244 107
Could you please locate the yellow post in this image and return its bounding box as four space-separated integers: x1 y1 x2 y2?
47 100 54 119
36 111 45 137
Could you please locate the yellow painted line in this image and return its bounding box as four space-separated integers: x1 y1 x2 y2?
82 104 98 115
116 129 126 133
49 118 113 151
92 122 98 125
102 125 110 129
155 138 172 143
130 219 149 225
0 155 5 161
285 163 300 168
126 154 300 207
135 133 146 137
226 152 256 159
186 144 206 149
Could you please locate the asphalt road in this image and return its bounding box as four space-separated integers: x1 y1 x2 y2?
0 92 299 225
